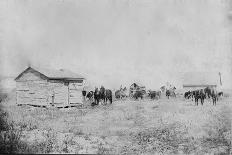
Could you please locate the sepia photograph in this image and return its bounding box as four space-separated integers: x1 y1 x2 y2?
0 0 231 154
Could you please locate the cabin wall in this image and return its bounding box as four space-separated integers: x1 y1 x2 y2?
47 80 68 106
16 80 69 106
16 80 49 106
69 81 84 104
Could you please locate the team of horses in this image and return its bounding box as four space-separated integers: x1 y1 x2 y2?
184 87 223 106
82 86 112 106
82 85 223 107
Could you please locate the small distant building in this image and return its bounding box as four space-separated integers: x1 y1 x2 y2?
129 82 146 96
182 72 221 91
15 66 86 107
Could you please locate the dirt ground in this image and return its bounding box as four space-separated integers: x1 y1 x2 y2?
1 92 231 154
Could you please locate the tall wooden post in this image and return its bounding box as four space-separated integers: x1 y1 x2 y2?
219 72 222 86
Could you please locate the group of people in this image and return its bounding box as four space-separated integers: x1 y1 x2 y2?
184 87 223 106
82 86 113 106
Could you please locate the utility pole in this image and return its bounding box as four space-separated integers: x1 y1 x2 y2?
218 72 222 86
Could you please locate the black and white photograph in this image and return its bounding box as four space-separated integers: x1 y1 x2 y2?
0 0 231 154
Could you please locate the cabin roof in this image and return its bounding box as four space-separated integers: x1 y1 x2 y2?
15 66 85 81
182 72 219 86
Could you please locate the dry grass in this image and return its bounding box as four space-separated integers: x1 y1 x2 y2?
0 90 231 154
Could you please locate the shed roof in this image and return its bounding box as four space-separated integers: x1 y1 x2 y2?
182 72 219 86
15 66 85 80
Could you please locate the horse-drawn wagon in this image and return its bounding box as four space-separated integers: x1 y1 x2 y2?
129 83 146 99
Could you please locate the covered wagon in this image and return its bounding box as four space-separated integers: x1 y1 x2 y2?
129 83 146 97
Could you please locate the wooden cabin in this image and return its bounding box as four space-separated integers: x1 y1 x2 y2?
15 66 86 107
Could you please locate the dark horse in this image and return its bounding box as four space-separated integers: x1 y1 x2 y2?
105 89 112 104
184 91 192 99
193 89 206 106
148 90 157 100
94 86 112 105
218 92 223 97
204 87 212 99
133 90 144 100
166 90 170 99
86 91 94 99
148 90 161 100
94 88 100 105
99 86 106 104
85 91 96 106
199 89 206 105
217 91 223 101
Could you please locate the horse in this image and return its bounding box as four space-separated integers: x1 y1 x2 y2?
132 90 144 100
193 89 205 106
217 91 223 101
218 91 223 97
166 90 171 99
165 85 176 99
99 86 106 104
94 88 100 105
199 89 206 105
148 90 161 100
204 87 212 99
115 87 128 99
166 89 175 99
85 91 95 106
82 90 87 101
86 91 94 100
105 89 112 104
193 90 199 106
212 89 217 106
184 91 191 99
148 90 156 99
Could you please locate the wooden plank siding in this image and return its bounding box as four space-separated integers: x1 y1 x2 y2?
15 68 85 107
47 80 68 105
68 81 83 104
16 75 49 106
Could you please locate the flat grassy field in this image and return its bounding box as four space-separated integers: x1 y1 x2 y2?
0 92 231 154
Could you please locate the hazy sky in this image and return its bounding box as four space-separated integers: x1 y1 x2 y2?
0 0 231 89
